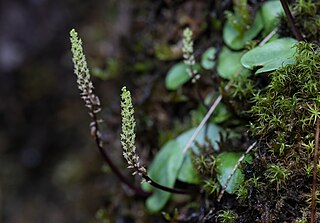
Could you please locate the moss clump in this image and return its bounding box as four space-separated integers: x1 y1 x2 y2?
240 42 320 222
223 76 256 118
250 42 320 138
217 209 238 223
193 150 221 196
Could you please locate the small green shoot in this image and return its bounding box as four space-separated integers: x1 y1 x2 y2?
266 164 289 190
217 210 238 223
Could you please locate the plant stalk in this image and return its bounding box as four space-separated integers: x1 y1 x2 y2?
280 0 304 41
311 118 319 223
140 172 199 195
90 106 151 198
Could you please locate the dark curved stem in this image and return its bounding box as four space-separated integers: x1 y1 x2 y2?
141 172 199 195
280 0 304 41
88 93 198 197
91 110 151 198
311 119 319 223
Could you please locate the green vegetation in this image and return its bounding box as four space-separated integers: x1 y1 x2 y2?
70 0 320 222
217 209 238 223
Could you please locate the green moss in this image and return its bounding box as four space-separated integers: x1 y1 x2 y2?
193 153 221 195
203 179 221 196
243 42 320 221
293 0 320 42
224 75 256 118
235 184 248 202
250 42 320 138
217 209 238 223
266 164 289 190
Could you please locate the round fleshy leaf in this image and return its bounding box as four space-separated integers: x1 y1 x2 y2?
145 140 184 213
145 124 224 212
176 123 223 152
177 152 201 184
192 101 232 125
241 38 297 74
201 47 216 70
176 124 224 183
261 0 284 35
217 47 249 80
165 63 191 90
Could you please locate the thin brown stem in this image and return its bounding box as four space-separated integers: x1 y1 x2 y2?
90 102 151 198
280 0 304 41
141 172 199 195
91 98 196 196
311 119 319 223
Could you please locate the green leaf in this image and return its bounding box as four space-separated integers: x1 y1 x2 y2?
165 63 191 90
216 152 251 194
192 101 232 125
177 152 201 184
241 38 297 74
145 124 224 212
223 11 263 50
146 140 184 213
201 47 216 70
217 47 249 80
261 0 284 35
211 103 232 124
175 124 223 183
176 123 223 152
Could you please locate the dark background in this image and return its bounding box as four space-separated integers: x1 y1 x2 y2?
0 0 142 222
0 0 215 222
